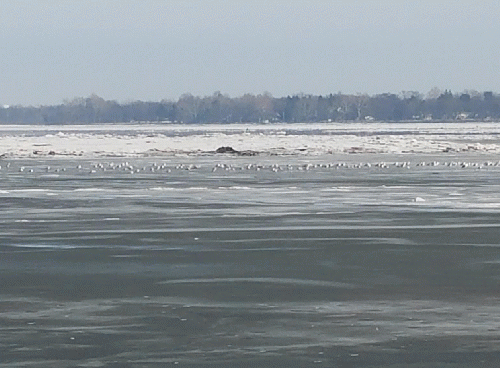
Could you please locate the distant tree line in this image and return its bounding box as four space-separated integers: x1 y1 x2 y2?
1 89 500 124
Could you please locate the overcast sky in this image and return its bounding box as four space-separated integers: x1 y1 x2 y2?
1 0 499 106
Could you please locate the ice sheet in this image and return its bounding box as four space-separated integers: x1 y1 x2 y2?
1 122 500 157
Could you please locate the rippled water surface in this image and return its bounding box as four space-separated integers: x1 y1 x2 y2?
1 154 500 367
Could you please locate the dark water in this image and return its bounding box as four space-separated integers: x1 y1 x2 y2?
1 154 500 367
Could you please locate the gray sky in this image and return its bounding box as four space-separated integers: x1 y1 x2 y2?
1 0 499 106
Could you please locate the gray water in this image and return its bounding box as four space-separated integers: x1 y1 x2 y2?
1 154 500 367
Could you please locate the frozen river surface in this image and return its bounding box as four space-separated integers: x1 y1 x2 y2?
1 151 500 367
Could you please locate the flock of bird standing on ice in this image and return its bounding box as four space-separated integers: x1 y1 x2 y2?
2 158 500 175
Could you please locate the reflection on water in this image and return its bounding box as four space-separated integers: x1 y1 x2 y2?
1 154 500 367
